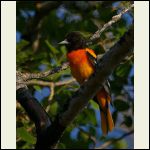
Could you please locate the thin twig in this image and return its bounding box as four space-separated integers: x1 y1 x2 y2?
87 4 134 45
95 130 134 149
48 82 55 102
25 78 75 87
26 80 54 87
23 62 69 81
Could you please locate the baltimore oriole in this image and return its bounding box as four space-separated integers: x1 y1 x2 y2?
59 31 114 135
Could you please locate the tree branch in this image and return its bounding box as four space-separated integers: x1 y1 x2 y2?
16 73 65 149
16 62 69 83
25 77 75 87
16 87 51 143
87 4 134 45
95 130 134 149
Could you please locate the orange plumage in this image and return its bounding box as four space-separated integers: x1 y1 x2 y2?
67 48 96 84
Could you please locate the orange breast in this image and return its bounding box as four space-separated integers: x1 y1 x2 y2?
67 48 96 84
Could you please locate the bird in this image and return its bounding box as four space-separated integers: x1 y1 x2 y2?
59 31 114 135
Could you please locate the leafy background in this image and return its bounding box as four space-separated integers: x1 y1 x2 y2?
16 1 134 149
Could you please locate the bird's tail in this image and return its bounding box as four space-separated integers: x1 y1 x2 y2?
100 107 114 135
96 88 114 135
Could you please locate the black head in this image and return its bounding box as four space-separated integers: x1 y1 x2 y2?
59 31 87 51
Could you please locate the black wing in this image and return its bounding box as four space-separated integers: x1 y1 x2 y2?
86 51 98 70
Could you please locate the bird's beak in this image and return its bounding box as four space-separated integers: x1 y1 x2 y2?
58 39 69 45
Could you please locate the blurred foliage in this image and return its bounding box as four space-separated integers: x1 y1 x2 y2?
16 1 134 149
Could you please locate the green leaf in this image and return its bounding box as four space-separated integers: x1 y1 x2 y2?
113 139 128 149
89 126 96 135
45 40 58 54
115 64 131 78
79 130 89 141
113 100 130 111
74 108 97 126
33 85 41 91
60 45 67 54
49 101 58 116
16 40 29 51
58 143 66 149
17 127 36 144
90 100 99 110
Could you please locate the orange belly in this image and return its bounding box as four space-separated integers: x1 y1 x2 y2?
67 48 96 84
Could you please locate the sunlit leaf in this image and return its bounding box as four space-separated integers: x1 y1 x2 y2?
90 100 99 110
33 85 41 91
49 101 58 115
113 139 128 149
17 127 36 144
115 63 131 78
